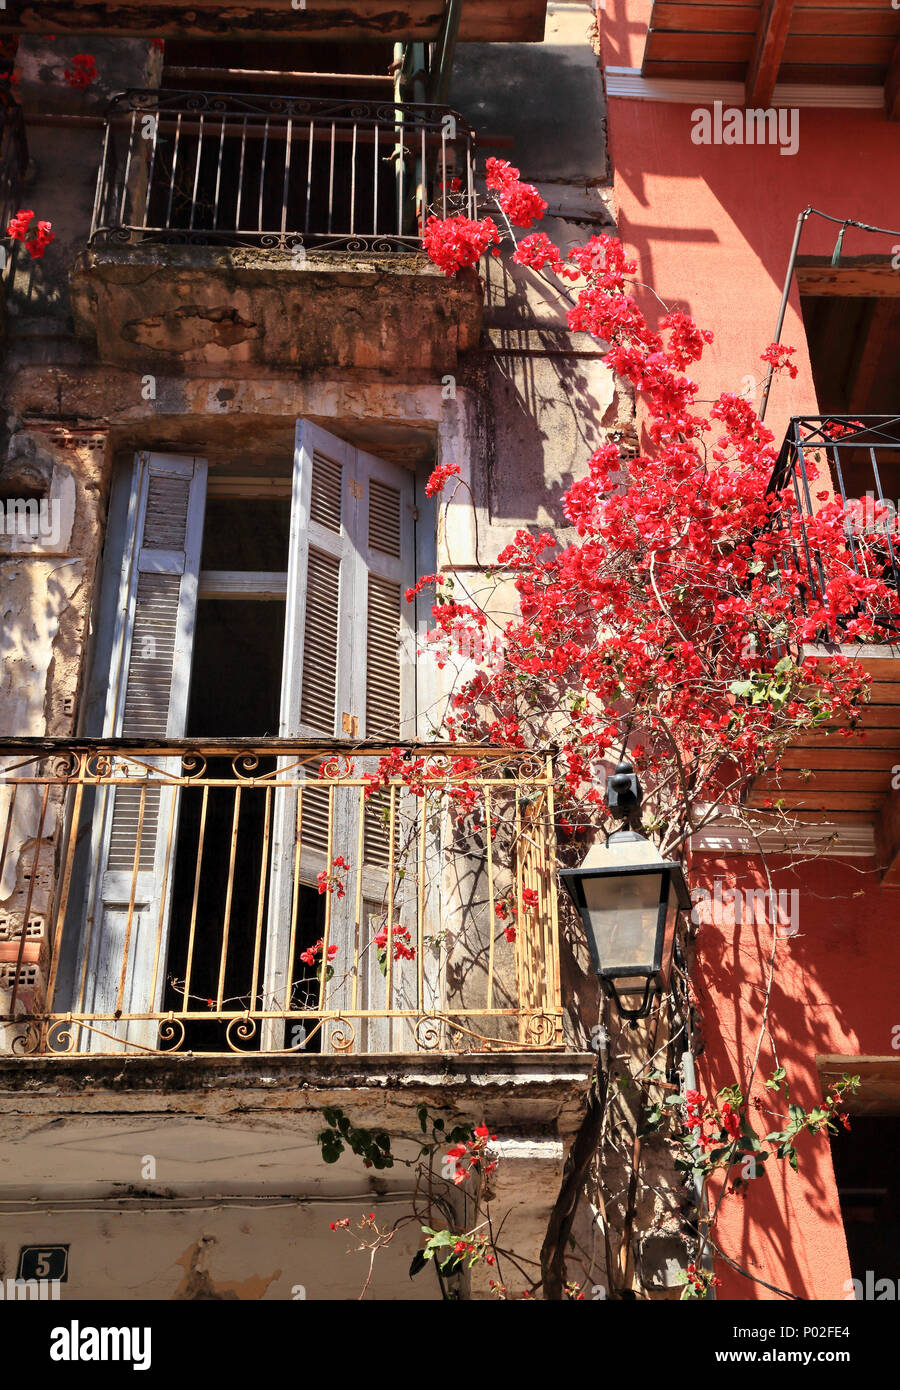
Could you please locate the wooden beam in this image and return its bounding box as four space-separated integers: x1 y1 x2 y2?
0 0 549 45
796 257 900 298
745 0 796 107
198 570 288 599
875 785 900 886
886 38 900 120
817 1056 900 1115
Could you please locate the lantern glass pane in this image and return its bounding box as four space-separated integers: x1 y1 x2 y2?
582 870 662 971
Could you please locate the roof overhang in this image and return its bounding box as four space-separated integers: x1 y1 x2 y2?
642 1 900 117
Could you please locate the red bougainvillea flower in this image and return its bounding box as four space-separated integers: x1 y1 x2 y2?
373 922 416 963
760 341 799 379
63 53 97 88
422 214 499 275
719 1100 741 1140
484 156 547 229
300 938 338 966
425 462 461 498
6 209 54 259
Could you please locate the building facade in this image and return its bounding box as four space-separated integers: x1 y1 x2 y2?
0 0 896 1303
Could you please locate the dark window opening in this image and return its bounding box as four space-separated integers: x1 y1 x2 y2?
801 291 900 417
831 1115 900 1290
162 496 325 1052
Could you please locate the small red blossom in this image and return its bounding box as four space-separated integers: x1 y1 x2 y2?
761 341 799 379
425 462 461 498
6 209 55 259
423 214 499 275
63 53 97 88
300 938 338 967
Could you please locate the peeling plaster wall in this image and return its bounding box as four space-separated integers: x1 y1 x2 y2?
0 426 110 1021
0 1206 435 1300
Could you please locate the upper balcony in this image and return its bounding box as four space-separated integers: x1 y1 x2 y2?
0 738 563 1058
747 415 900 872
71 89 484 374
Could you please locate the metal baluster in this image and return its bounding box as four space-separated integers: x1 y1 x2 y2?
305 120 314 234
830 441 859 572
350 120 357 237
235 117 248 231
118 108 137 228
189 112 204 231
165 112 182 230
441 121 448 218
212 113 225 231
397 116 405 238
90 113 112 237
142 104 160 232
870 444 900 599
373 122 379 236
258 117 270 232
327 121 335 235
281 117 292 242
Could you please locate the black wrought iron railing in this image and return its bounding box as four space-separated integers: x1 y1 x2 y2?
89 89 477 254
767 415 900 632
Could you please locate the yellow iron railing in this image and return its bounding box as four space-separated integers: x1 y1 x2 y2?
0 740 563 1056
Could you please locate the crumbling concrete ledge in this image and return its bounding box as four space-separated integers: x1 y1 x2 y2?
71 244 484 376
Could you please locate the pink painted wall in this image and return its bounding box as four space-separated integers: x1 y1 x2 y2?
600 2 900 1298
600 2 900 440
689 854 897 1300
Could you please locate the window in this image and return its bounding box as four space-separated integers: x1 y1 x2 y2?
68 422 420 1051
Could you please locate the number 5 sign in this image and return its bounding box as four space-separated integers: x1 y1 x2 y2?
17 1245 69 1282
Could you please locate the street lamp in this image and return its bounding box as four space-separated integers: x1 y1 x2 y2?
559 761 690 1024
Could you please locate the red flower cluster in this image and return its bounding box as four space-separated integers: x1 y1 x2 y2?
424 462 461 498
418 170 891 841
684 1263 722 1296
63 53 97 88
685 1089 744 1148
373 922 416 963
6 209 54 259
485 157 547 229
300 938 338 967
422 214 499 276
316 855 350 899
405 572 445 603
445 1124 498 1186
493 887 539 942
760 341 799 379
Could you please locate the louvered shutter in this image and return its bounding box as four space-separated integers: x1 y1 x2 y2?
263 422 416 1045
77 452 207 1049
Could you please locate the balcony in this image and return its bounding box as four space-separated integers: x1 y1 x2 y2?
71 91 484 373
0 738 564 1057
748 416 900 867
